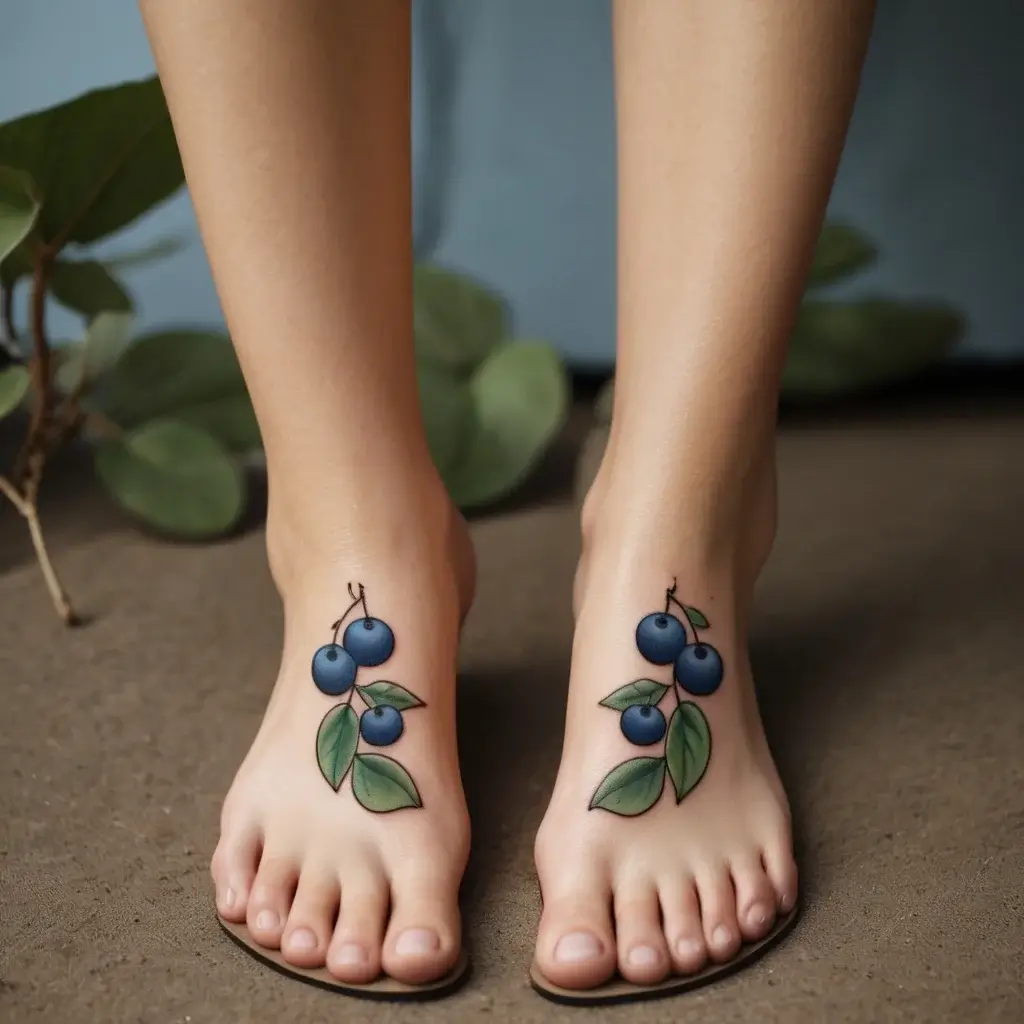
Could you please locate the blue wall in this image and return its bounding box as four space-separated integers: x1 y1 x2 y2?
2 0 1022 368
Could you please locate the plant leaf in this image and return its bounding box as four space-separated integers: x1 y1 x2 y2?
783 298 964 398
807 223 877 289
444 339 569 508
351 754 422 813
94 418 245 537
50 258 132 317
665 702 711 803
101 330 248 426
414 263 506 374
102 235 185 270
0 365 30 418
174 393 261 454
0 167 39 264
315 703 359 791
589 757 666 816
55 311 134 393
683 606 709 630
357 681 425 711
0 77 184 248
417 358 477 475
599 679 669 711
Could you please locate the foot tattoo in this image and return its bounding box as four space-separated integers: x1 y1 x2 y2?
311 583 425 812
590 580 722 817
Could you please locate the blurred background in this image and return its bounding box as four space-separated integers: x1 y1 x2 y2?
3 0 1023 368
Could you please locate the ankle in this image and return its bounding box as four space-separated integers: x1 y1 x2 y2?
266 467 455 596
579 439 777 588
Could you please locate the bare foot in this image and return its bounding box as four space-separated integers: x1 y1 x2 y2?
211 482 475 985
534 455 797 988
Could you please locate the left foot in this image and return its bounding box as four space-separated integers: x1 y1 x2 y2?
533 460 798 989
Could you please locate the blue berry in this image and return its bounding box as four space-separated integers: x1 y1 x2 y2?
343 617 395 667
674 643 724 696
635 612 687 665
311 643 357 695
360 705 404 746
620 704 667 746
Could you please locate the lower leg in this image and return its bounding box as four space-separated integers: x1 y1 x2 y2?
141 0 472 984
539 0 875 988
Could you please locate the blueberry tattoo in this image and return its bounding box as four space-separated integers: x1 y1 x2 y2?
590 580 717 817
312 583 425 812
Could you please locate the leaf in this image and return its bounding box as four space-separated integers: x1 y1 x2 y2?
0 365 30 418
599 678 669 711
807 223 877 289
0 77 184 248
417 359 477 475
351 754 422 813
55 311 134 393
683 606 709 630
414 263 506 374
783 298 964 398
316 704 359 791
50 258 132 317
357 681 425 711
665 702 712 803
101 330 248 426
94 418 245 537
589 757 666 817
444 340 569 508
102 235 185 271
174 393 261 454
0 167 39 264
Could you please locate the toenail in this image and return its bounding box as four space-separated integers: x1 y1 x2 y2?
712 925 732 948
780 892 795 912
222 888 236 910
256 909 279 932
288 928 317 951
334 942 367 966
677 937 704 960
395 928 440 957
627 945 660 968
554 931 604 964
749 903 769 927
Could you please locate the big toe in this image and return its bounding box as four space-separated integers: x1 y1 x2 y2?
534 872 617 990
382 875 461 985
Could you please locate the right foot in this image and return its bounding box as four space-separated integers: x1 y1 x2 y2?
211 485 475 985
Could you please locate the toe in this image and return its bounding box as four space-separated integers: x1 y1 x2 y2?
659 877 708 975
281 865 339 968
382 873 461 985
696 866 742 963
327 868 389 985
211 824 261 922
762 833 799 915
246 852 299 949
534 870 616 990
613 881 670 985
731 853 777 942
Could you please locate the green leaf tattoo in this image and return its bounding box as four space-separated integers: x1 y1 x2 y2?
665 702 711 802
591 580 721 816
316 703 359 791
310 584 425 812
598 678 669 711
589 757 667 816
682 605 709 630
352 754 423 813
357 680 425 711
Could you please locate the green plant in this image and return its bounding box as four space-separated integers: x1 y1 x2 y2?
0 79 569 625
593 223 965 423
